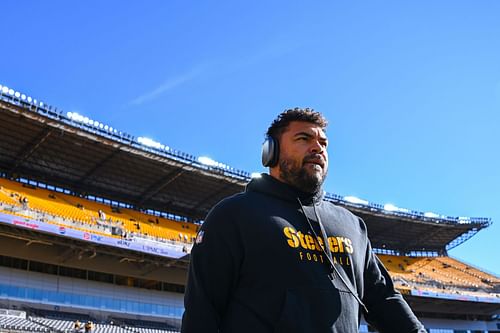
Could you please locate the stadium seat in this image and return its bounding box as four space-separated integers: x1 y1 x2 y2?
0 316 49 332
0 177 198 245
378 254 500 296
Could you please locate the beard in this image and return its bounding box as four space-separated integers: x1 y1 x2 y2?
279 155 327 194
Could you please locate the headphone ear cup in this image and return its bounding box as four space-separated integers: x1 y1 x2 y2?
262 136 279 167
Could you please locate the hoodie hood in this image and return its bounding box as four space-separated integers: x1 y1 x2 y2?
246 173 324 205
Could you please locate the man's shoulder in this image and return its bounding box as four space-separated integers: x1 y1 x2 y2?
204 190 258 222
198 191 257 237
211 190 253 211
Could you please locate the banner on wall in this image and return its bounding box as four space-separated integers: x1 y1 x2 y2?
411 288 500 304
0 212 188 259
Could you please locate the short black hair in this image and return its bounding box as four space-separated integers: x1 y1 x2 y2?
266 107 328 140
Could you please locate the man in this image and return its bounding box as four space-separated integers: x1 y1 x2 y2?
84 321 93 333
73 320 81 333
182 108 426 333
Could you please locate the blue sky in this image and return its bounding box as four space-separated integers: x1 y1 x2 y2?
1 1 499 275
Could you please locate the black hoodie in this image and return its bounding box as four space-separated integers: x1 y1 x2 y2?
182 174 426 333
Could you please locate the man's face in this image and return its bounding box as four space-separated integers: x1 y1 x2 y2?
275 121 328 193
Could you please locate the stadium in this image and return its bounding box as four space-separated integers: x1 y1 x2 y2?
0 84 498 333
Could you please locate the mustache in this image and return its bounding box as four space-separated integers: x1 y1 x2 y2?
302 154 325 165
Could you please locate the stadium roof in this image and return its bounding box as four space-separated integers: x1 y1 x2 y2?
0 84 492 254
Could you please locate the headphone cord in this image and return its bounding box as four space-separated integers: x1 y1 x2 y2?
297 198 369 314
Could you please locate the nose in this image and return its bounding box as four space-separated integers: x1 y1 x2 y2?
309 140 324 154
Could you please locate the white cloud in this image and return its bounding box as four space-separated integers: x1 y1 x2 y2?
130 66 203 105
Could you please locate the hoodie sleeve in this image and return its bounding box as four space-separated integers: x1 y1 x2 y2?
362 239 427 333
181 200 243 333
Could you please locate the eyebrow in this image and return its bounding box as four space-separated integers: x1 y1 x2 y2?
293 131 328 142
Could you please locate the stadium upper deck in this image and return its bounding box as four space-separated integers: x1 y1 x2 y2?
0 83 492 255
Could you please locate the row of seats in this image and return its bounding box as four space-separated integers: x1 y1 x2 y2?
0 316 49 332
31 317 76 332
435 256 498 284
378 254 500 295
126 327 180 333
0 315 180 333
30 317 180 333
0 177 198 244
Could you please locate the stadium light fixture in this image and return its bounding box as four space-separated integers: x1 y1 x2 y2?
198 156 218 167
383 203 398 212
382 203 412 214
458 216 471 224
68 112 86 123
1 86 8 94
138 136 163 149
8 89 14 95
14 91 20 98
344 196 369 205
198 156 230 169
424 212 439 218
251 172 262 178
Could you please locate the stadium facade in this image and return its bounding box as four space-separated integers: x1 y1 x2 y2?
0 84 498 333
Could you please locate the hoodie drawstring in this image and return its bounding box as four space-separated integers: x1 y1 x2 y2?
297 197 369 314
